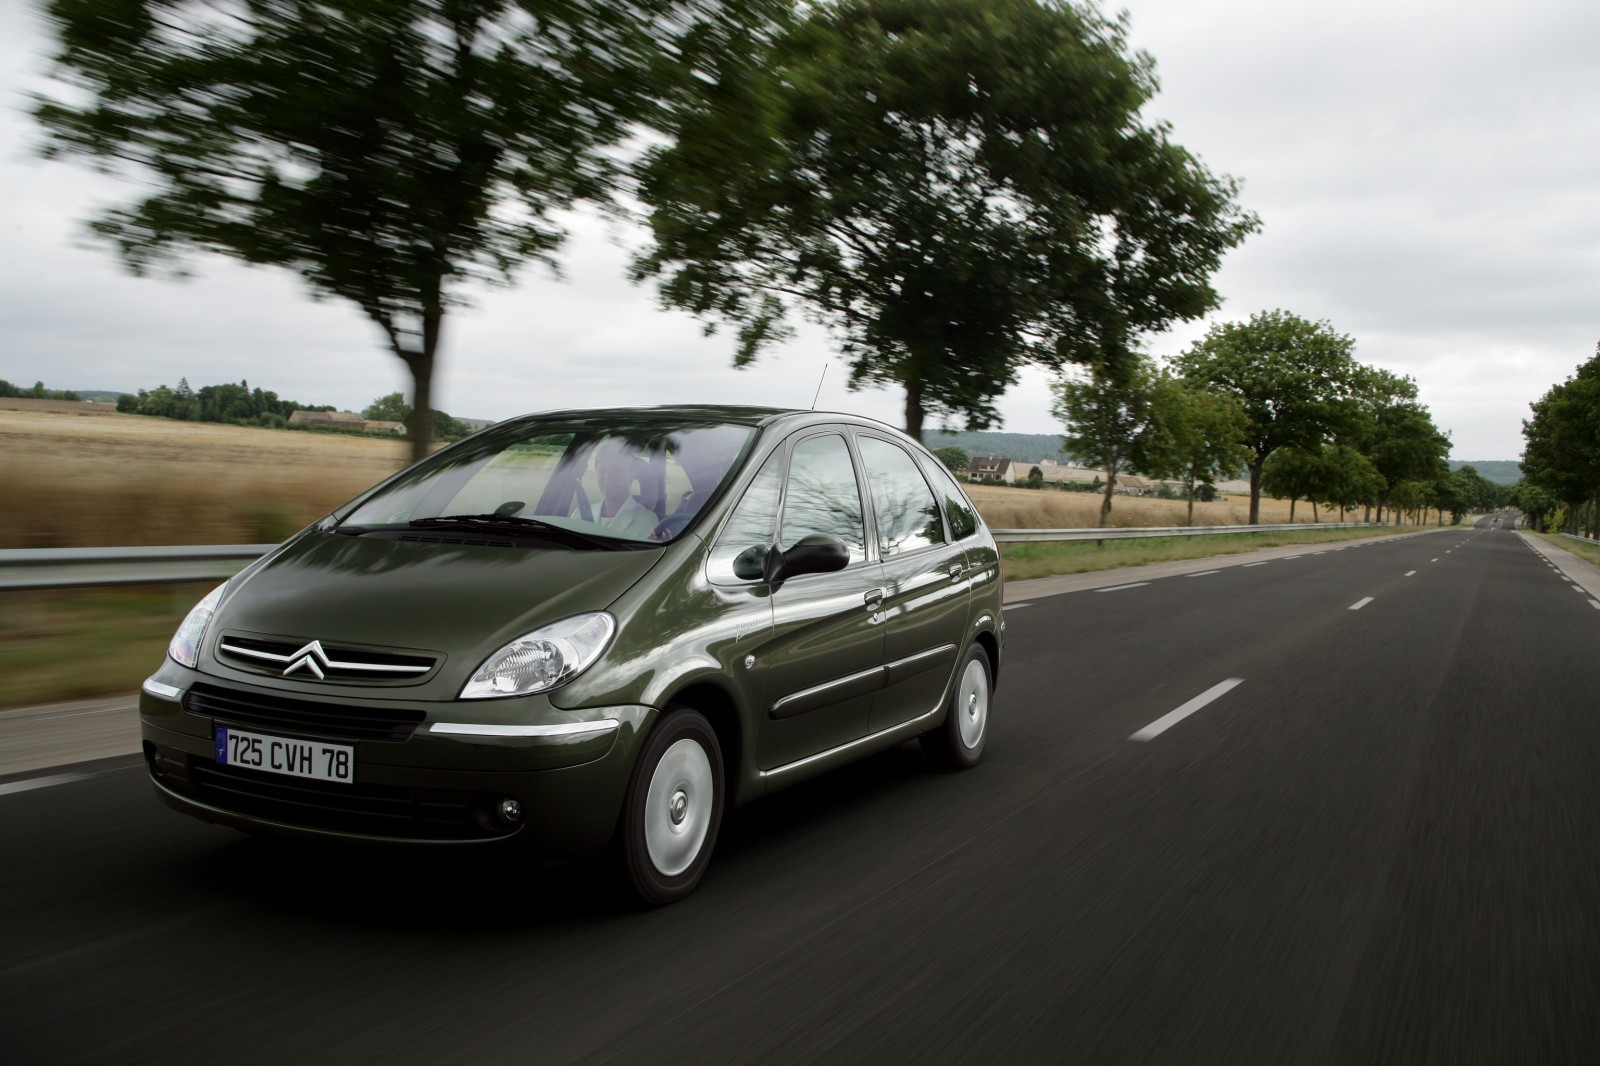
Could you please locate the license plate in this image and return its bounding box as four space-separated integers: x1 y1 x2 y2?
215 727 354 784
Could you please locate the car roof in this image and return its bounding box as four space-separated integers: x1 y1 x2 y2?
498 405 913 439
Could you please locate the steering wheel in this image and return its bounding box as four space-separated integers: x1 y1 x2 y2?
651 513 692 541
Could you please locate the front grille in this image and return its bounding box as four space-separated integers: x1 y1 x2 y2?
186 683 426 742
216 635 437 682
188 761 509 841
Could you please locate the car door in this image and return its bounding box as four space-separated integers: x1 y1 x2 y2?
755 431 886 771
856 433 972 734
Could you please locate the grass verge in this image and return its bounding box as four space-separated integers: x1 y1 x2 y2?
1537 532 1600 569
1000 524 1434 581
0 584 213 710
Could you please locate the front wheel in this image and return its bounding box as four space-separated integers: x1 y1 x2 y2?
618 708 724 905
920 644 991 771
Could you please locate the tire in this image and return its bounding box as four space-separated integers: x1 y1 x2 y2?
618 708 725 905
920 644 991 771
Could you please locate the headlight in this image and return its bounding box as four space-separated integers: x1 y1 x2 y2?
169 584 225 668
460 613 616 700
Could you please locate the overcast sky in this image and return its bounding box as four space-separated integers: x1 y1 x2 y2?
3 0 1596 460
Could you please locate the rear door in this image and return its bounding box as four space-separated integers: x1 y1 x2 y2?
856 433 972 733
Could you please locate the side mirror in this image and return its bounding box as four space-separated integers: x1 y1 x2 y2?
732 545 768 581
766 534 850 584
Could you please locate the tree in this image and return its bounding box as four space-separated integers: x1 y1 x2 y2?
35 0 774 465
634 0 1258 439
1157 379 1247 524
1052 356 1172 527
363 393 410 423
933 446 970 474
1261 446 1325 523
1176 310 1360 524
1521 349 1600 535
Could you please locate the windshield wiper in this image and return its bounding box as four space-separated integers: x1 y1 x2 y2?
409 514 635 551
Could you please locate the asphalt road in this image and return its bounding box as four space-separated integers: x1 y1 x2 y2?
3 522 1598 1064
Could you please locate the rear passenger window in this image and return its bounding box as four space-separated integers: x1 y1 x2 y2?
858 437 945 557
921 459 979 541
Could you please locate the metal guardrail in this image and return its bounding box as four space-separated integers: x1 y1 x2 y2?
989 522 1375 544
0 544 274 591
1 523 1386 590
1559 532 1600 548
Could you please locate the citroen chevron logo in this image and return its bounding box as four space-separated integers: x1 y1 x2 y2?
282 640 333 679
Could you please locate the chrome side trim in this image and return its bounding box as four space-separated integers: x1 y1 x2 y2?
142 678 183 700
884 643 957 674
760 705 941 781
770 663 886 719
428 720 620 739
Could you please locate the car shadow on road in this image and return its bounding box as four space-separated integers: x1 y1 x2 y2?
180 741 947 929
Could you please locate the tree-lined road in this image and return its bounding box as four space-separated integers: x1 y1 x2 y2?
3 523 1597 1064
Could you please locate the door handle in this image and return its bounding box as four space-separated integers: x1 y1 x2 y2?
863 588 885 610
948 564 964 582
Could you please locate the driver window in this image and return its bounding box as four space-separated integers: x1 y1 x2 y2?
779 434 866 564
707 454 783 584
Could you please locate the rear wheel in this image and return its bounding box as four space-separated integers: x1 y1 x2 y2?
618 708 724 905
920 644 991 771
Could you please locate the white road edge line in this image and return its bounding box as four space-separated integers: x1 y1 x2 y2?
1405 570 1417 576
1096 582 1150 593
1002 603 1031 610
1187 570 1220 577
1131 678 1245 742
1349 597 1374 610
1590 600 1600 610
0 772 95 798
1243 562 1269 567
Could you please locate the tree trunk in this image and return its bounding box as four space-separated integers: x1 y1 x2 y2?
1186 489 1195 526
1247 459 1263 525
902 377 925 443
1099 470 1117 528
396 306 442 468
1288 497 1296 522
1312 500 1319 523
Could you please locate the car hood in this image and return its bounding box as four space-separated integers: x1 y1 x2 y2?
210 532 664 666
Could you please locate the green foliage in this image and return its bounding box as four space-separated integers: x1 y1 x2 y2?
1052 355 1174 526
363 393 409 423
35 0 773 464
933 446 970 473
635 0 1258 438
1155 378 1248 523
0 379 81 401
1176 310 1361 522
1521 345 1600 533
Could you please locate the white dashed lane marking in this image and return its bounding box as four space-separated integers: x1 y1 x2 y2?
1349 597 1374 611
1096 583 1149 593
1130 678 1245 742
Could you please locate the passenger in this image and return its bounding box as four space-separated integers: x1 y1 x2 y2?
593 439 658 540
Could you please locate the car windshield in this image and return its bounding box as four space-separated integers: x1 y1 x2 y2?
339 415 757 546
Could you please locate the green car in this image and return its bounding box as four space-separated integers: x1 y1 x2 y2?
141 406 1004 903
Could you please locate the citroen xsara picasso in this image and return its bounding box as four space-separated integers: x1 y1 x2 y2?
140 407 1004 903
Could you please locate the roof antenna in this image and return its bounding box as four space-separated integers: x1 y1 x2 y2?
810 364 828 410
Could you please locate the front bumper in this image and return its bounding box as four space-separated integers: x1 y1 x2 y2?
139 670 653 853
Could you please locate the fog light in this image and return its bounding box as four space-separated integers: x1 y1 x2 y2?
497 797 524 825
150 751 167 778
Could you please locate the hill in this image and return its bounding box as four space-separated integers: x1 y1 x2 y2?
924 429 1069 464
1450 460 1520 485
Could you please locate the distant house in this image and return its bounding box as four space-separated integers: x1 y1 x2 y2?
363 420 405 434
289 409 367 430
968 455 1014 483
